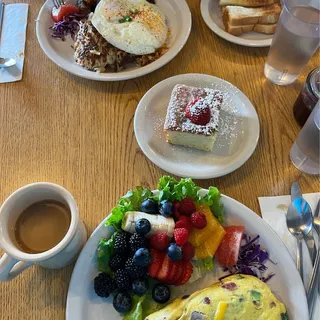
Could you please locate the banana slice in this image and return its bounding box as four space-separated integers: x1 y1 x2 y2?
121 211 175 238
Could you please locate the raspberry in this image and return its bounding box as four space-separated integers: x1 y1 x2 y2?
174 228 189 246
149 232 170 251
175 216 192 231
190 211 207 229
182 242 195 261
179 198 196 216
185 98 211 125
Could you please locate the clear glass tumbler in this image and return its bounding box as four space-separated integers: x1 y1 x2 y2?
290 102 320 175
264 0 320 86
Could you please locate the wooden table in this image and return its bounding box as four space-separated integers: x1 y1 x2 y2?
0 0 319 319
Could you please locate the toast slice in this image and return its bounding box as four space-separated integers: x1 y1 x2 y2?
224 21 277 35
222 4 281 26
219 0 280 7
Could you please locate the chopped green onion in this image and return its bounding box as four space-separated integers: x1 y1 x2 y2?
124 15 132 22
129 7 138 14
119 18 125 23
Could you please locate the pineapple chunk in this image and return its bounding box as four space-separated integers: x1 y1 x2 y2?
189 204 225 247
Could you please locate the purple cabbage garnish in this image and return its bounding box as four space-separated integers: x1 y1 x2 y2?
49 13 88 41
220 234 276 283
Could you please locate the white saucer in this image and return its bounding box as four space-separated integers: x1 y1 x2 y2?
134 74 260 179
200 0 273 47
36 0 191 81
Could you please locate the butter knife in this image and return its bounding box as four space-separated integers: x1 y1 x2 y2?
307 198 320 318
291 182 317 265
0 2 4 42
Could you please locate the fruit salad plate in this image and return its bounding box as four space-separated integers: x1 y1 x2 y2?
134 74 259 179
200 0 273 47
36 0 191 81
66 177 308 320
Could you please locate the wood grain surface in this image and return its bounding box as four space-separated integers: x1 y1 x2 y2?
0 0 319 319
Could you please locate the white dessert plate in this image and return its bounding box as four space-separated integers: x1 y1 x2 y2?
200 0 273 47
134 74 260 179
36 0 191 81
66 190 308 320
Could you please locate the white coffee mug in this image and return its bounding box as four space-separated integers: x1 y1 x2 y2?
0 182 87 281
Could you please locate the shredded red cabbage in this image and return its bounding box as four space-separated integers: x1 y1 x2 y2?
220 234 276 283
49 13 88 41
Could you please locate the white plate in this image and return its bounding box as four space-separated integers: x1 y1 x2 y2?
200 0 273 47
66 190 308 320
36 0 191 81
134 74 260 179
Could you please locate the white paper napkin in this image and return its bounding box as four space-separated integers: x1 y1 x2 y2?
259 192 320 319
0 3 29 83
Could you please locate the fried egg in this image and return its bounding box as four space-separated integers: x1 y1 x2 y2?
91 0 168 55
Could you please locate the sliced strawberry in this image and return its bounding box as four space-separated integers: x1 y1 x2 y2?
148 249 165 278
172 261 184 284
157 255 171 282
175 261 193 286
167 261 178 282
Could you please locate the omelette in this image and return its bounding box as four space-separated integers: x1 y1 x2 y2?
145 275 288 320
92 0 168 55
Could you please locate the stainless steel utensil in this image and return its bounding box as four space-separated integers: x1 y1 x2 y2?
0 57 16 68
0 2 4 43
307 199 320 318
291 182 317 265
286 193 313 279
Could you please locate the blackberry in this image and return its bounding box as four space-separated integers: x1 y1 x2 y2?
125 258 147 280
94 272 116 298
109 254 126 271
114 233 128 255
114 269 131 290
129 233 147 254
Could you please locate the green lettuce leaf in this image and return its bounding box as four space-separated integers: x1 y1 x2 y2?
157 175 178 202
97 232 117 273
199 186 224 223
124 295 145 320
106 186 153 230
123 292 163 320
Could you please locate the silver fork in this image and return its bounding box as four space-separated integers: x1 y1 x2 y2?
52 0 65 8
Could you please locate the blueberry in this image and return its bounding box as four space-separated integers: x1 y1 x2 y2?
141 199 158 214
167 243 182 261
132 278 148 296
152 284 170 304
135 218 151 235
113 292 132 313
133 248 151 267
159 200 173 217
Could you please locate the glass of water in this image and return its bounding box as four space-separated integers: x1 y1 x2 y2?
290 101 320 175
264 0 320 86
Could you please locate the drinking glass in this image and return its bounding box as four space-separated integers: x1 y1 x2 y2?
290 102 320 175
264 0 320 86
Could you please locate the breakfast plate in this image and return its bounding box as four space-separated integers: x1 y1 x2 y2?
134 73 260 179
36 0 191 81
66 187 308 319
200 0 273 47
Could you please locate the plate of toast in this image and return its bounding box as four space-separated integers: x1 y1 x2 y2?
201 0 281 47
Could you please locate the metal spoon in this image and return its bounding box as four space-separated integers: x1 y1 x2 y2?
286 197 313 280
0 58 16 68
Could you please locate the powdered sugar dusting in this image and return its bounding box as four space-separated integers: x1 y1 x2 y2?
164 84 223 136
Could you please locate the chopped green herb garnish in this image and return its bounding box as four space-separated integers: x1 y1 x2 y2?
281 313 289 320
119 18 125 23
130 7 138 14
124 15 132 22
